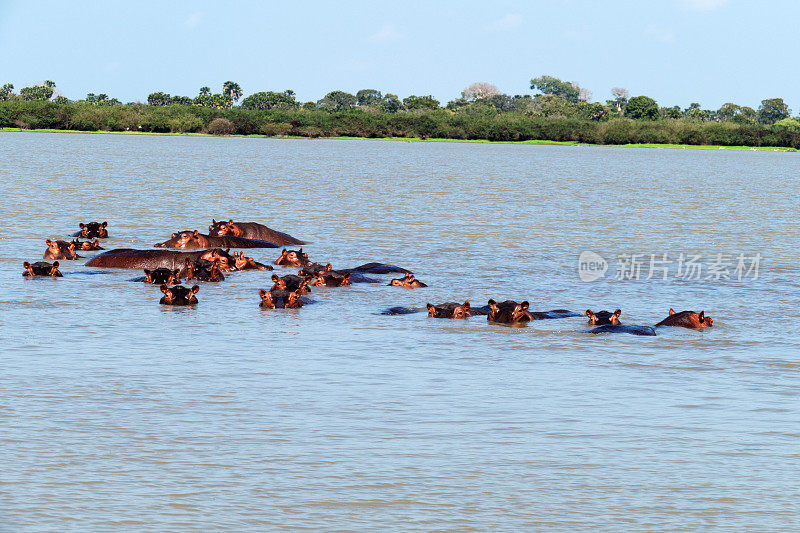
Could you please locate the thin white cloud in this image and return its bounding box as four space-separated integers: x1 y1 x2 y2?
184 12 203 30
681 0 728 11
368 24 404 44
490 13 523 31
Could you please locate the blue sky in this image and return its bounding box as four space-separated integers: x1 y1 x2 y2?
1 0 798 112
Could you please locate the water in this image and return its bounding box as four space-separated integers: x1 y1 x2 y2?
1 132 798 531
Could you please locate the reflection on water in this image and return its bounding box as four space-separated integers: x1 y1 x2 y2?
1 132 799 530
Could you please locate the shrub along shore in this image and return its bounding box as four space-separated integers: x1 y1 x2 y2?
2 100 799 150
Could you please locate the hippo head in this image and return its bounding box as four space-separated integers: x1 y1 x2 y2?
451 301 471 319
160 284 199 305
144 268 181 285
510 301 532 322
22 261 35 277
667 308 714 328
427 301 471 319
72 239 103 251
286 290 303 308
208 260 226 281
586 309 622 325
209 219 240 237
163 230 202 249
45 239 61 256
79 221 108 238
233 251 248 270
389 273 426 288
275 248 309 267
200 248 233 271
270 273 287 291
259 289 276 308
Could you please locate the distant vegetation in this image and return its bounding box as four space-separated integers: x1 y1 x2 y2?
1 78 799 148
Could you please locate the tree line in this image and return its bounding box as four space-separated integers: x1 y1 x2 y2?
1 77 799 147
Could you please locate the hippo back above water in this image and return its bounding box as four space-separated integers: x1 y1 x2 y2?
154 230 279 249
87 248 233 270
209 219 305 246
655 309 713 329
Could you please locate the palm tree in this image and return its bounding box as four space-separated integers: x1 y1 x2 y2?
199 86 210 95
223 81 242 104
44 80 56 88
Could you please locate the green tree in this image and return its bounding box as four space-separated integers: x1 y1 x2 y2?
717 102 742 122
403 94 439 110
531 94 576 117
733 106 756 124
0 83 14 101
44 80 56 88
625 95 659 120
240 90 297 110
223 81 243 104
661 106 682 119
20 84 54 101
757 98 790 124
379 93 404 113
171 96 192 105
199 86 211 95
772 118 800 132
317 90 357 111
147 92 172 106
606 87 629 115
530 75 580 103
356 89 382 106
54 95 70 104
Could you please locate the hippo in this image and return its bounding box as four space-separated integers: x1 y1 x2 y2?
389 273 427 288
655 309 713 329
87 248 232 270
73 221 108 239
143 268 181 284
487 299 533 324
179 258 226 282
427 301 472 319
586 309 622 325
258 288 305 309
299 263 379 284
586 324 657 336
43 239 81 260
381 306 419 315
269 274 311 294
160 284 199 306
299 262 332 277
232 251 272 271
71 239 104 251
275 248 310 267
341 263 413 275
309 271 351 287
208 219 305 246
23 261 62 278
154 230 279 249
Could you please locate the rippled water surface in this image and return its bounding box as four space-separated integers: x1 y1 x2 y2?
1 132 799 531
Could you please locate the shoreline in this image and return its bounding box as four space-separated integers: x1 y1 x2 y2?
1 127 796 152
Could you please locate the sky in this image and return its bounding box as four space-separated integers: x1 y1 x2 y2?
1 0 799 112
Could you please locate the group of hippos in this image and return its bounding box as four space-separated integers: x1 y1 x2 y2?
23 220 714 335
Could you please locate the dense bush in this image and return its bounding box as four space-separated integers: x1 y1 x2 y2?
1 100 799 148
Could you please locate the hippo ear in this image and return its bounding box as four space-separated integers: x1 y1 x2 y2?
343 272 350 279
160 284 169 294
23 261 31 268
488 299 497 307
326 263 332 271
271 274 279 282
144 269 151 275
669 308 676 315
53 261 59 267
212 219 217 224
79 223 85 228
171 233 177 238
585 309 594 317
259 289 267 298
281 248 287 253
463 301 470 310
46 238 52 245
101 221 107 227
613 309 622 318
520 301 530 310
193 230 199 236
699 311 705 321
173 269 180 275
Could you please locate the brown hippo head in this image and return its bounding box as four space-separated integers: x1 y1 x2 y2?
655 309 713 329
208 219 241 237
200 248 234 271
144 268 181 285
259 289 276 308
44 239 80 260
71 239 104 251
389 273 427 288
427 301 471 319
309 271 350 287
275 248 309 267
23 261 62 278
160 284 199 305
586 309 622 325
487 299 533 324
78 221 108 238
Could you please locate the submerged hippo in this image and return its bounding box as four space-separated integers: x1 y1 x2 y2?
270 274 311 294
427 301 473 319
309 271 351 287
143 268 181 284
258 288 305 309
71 239 104 251
389 273 427 288
232 251 271 271
275 248 310 267
154 230 278 249
586 309 622 325
73 221 108 239
586 324 657 336
209 219 306 246
43 239 81 260
87 248 232 270
341 263 412 275
655 309 713 329
23 261 62 278
160 284 199 306
299 263 379 284
487 299 533 324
